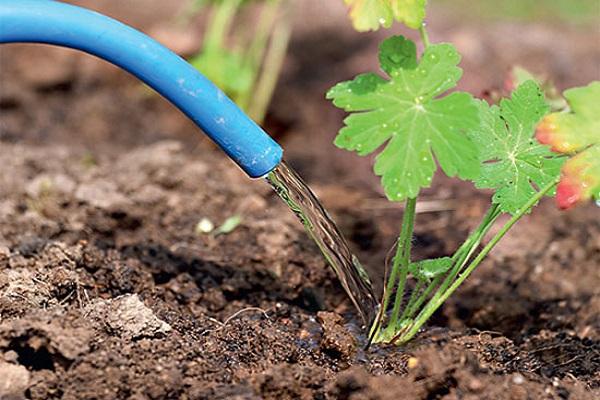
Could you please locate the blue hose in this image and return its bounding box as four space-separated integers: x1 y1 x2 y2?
0 0 283 178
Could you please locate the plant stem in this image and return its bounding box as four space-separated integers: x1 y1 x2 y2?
204 0 242 51
237 0 281 112
246 0 281 66
387 197 417 328
247 2 292 123
381 242 402 318
419 23 431 48
401 207 498 323
403 276 440 319
427 205 501 308
398 279 423 322
396 179 558 344
176 0 205 27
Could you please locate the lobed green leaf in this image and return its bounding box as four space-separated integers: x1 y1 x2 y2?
471 81 565 214
327 36 480 201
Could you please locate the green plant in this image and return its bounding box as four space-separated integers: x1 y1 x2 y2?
184 0 291 124
331 1 599 344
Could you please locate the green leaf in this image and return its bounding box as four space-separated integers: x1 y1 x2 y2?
190 49 254 103
344 0 427 31
327 36 480 201
505 66 567 111
471 81 565 215
536 81 600 208
378 35 418 74
344 0 392 31
390 0 427 29
215 215 243 235
409 257 452 281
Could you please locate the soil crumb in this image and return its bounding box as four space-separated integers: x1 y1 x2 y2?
317 311 357 360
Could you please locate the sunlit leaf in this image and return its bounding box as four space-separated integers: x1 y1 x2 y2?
504 66 567 111
327 36 480 201
471 81 564 215
344 0 427 31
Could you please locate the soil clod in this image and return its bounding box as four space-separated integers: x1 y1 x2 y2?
317 311 357 360
85 294 172 340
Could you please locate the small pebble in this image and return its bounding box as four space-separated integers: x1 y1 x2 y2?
195 218 214 234
407 357 419 369
512 373 525 385
468 378 483 391
0 245 10 260
3 351 18 363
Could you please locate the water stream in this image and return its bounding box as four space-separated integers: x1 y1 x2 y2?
266 160 379 327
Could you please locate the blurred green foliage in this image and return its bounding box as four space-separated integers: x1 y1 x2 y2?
182 0 291 124
436 0 599 24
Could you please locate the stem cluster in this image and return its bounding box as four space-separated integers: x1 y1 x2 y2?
372 175 558 344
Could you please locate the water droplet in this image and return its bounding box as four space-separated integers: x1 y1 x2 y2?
382 123 388 128
379 18 386 24
430 54 437 60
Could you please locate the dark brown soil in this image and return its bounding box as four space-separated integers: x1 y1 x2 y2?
1 1 599 399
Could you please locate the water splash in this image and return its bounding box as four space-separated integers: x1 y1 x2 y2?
266 160 378 327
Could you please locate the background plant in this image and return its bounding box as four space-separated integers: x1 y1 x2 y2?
332 1 598 344
182 0 291 124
